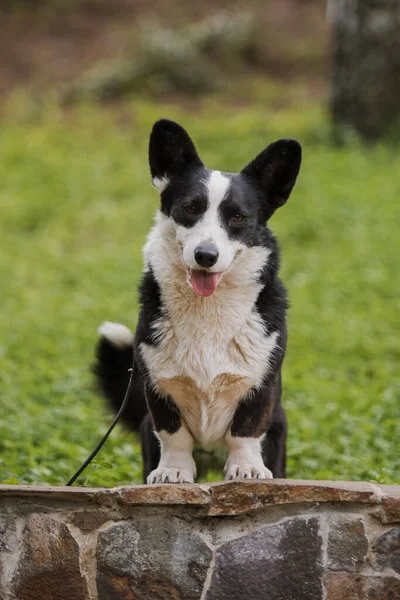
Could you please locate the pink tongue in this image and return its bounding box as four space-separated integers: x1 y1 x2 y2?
190 271 220 297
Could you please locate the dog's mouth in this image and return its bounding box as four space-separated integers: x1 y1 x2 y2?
188 269 223 297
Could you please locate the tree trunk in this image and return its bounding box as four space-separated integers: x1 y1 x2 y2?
329 0 400 142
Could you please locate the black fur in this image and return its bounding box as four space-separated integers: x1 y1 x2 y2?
241 138 302 220
145 384 182 434
93 337 146 431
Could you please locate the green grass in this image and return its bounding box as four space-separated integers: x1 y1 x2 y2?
0 94 399 487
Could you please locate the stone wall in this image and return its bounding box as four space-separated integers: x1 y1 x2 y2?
0 479 399 599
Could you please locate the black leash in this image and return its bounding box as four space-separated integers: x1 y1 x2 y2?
66 367 134 486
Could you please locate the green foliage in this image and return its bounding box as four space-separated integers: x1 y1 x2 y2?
66 13 257 102
0 96 399 487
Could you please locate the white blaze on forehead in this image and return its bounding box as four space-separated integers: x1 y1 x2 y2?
206 170 231 208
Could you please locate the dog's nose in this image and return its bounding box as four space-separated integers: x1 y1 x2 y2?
194 244 219 268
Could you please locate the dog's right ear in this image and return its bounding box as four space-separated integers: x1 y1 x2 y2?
240 138 302 220
149 119 203 193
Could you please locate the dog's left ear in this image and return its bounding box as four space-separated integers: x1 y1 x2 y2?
240 139 302 219
149 119 203 192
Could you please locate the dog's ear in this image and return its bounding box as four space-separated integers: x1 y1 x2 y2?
240 139 302 219
149 119 203 192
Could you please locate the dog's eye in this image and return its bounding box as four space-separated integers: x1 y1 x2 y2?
185 205 196 215
233 213 245 223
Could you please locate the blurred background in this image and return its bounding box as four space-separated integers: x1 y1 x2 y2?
0 0 399 487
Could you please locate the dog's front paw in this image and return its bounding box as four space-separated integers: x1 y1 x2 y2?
147 467 195 484
224 464 273 480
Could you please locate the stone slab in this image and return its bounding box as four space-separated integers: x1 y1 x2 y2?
327 517 368 572
207 479 380 516
11 514 89 600
96 517 212 600
325 573 400 600
205 517 323 600
370 527 400 574
1 480 399 518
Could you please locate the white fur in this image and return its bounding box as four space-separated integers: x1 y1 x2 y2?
147 427 196 484
141 212 279 447
152 176 170 194
98 322 133 348
175 171 244 273
224 433 273 480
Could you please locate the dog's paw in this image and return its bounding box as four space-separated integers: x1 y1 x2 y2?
224 464 273 480
147 468 195 484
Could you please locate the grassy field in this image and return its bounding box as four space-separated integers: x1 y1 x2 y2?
0 93 399 487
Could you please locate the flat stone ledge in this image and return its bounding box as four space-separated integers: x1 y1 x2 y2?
0 479 399 520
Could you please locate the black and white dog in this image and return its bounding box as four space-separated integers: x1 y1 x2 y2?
94 119 301 484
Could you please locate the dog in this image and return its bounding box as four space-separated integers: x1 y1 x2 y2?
94 119 301 484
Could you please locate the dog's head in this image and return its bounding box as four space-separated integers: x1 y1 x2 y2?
149 119 301 297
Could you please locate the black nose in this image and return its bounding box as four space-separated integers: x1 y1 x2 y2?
194 244 219 268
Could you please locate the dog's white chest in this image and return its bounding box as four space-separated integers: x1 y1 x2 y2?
140 297 278 445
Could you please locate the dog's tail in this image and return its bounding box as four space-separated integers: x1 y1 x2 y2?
93 322 147 431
